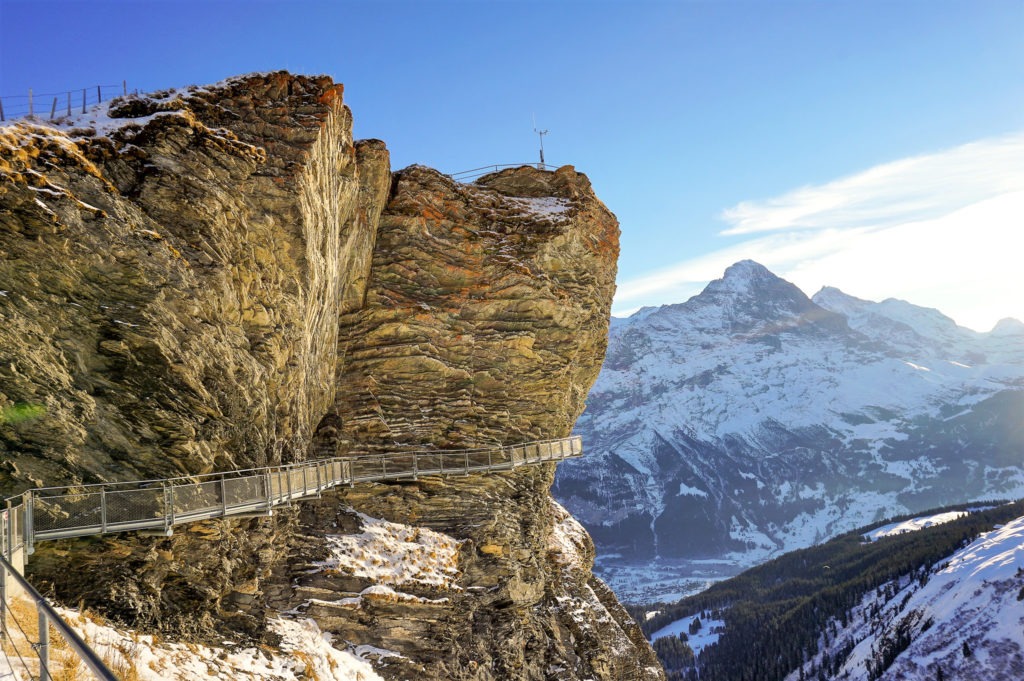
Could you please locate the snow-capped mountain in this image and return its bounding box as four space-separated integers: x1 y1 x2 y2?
554 260 1024 600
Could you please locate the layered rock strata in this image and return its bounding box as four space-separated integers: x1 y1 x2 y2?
0 72 662 679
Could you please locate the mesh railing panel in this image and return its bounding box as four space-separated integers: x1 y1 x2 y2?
105 488 163 525
224 475 264 507
172 480 220 515
33 492 102 533
270 472 285 500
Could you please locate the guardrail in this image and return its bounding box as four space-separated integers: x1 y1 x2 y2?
449 163 560 182
0 552 118 680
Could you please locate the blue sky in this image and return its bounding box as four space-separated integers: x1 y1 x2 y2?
2 0 1022 329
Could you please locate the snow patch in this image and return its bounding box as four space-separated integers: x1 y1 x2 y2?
865 511 968 541
313 512 464 589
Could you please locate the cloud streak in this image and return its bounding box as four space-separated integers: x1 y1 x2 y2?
719 132 1024 236
614 132 1024 331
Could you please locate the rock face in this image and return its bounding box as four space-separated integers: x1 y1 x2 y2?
0 73 662 679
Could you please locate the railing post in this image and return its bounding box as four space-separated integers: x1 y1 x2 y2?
315 463 322 493
24 491 33 556
4 499 11 562
0 501 7 631
301 467 308 495
38 608 50 677
220 475 228 516
165 484 175 530
100 487 108 533
264 472 273 512
286 466 293 503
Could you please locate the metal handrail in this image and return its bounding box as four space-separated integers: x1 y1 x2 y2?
0 551 118 679
449 163 560 181
3 436 583 551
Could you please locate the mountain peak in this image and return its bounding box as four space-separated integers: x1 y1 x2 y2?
991 317 1024 336
812 286 872 316
717 259 775 288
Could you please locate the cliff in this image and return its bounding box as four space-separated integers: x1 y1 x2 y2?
0 73 663 679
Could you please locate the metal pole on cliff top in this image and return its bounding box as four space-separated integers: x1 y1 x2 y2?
533 113 548 169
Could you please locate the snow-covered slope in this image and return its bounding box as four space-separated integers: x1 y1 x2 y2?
789 515 1024 681
554 260 1024 601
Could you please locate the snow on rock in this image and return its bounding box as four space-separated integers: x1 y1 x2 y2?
507 195 572 220
54 608 383 681
314 512 464 589
864 511 968 541
549 499 593 570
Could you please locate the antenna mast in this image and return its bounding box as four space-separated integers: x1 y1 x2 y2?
533 114 548 169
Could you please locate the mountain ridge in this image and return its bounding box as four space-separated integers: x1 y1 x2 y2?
556 260 1024 603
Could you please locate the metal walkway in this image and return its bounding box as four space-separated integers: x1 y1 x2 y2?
0 435 582 679
3 435 581 557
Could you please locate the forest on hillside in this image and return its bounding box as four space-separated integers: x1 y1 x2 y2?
637 500 1023 681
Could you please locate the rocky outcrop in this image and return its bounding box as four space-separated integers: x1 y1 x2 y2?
0 73 387 486
331 163 618 451
0 73 663 678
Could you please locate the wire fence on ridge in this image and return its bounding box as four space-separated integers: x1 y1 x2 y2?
0 81 130 122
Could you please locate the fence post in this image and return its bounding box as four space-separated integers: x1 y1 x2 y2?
50 97 57 120
96 85 102 104
81 88 86 113
38 609 50 677
66 91 71 117
28 88 33 117
1 97 6 121
123 80 127 96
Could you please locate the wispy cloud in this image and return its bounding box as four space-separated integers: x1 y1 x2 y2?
719 132 1024 236
614 132 1024 331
